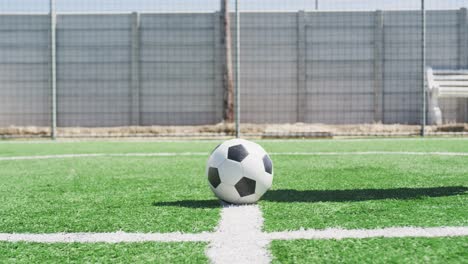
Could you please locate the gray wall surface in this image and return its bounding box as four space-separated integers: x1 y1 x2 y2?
0 10 467 127
0 15 51 126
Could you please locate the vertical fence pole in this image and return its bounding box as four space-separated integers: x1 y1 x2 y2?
50 0 57 139
235 0 241 138
130 12 141 126
221 0 234 123
421 0 427 136
457 8 468 123
297 11 307 123
214 12 224 122
373 10 384 123
315 0 319 11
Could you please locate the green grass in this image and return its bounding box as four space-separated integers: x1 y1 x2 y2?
270 237 468 264
0 157 220 233
0 141 217 157
0 139 467 233
0 139 467 261
260 154 468 231
1 138 467 157
0 242 208 263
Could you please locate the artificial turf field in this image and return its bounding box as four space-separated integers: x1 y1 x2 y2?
0 138 467 263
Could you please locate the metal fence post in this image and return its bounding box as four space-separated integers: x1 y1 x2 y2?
421 0 427 136
214 12 224 123
235 0 241 138
50 0 57 139
297 11 307 123
373 10 384 123
458 8 468 123
130 12 141 126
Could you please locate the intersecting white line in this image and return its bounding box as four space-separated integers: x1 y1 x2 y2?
1 150 467 263
1 214 467 264
206 204 271 264
1 227 467 244
1 151 467 161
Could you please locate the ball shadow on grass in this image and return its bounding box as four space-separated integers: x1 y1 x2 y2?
152 186 468 208
152 199 222 209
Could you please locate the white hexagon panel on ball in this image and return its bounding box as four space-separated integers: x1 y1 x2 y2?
206 139 273 204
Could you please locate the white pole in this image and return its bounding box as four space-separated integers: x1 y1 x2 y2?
421 0 427 136
315 0 319 10
235 0 241 138
50 0 57 139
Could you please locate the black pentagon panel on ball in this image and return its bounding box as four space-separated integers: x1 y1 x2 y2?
263 155 273 174
227 144 249 162
208 167 221 188
235 177 256 197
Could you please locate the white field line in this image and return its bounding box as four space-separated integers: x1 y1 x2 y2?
0 153 208 161
1 227 467 244
269 138 468 142
206 204 270 264
0 232 212 243
268 227 468 240
1 138 467 144
1 151 468 161
270 151 468 156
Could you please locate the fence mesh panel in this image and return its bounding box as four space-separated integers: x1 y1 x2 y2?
0 0 51 136
55 1 224 130
239 0 426 136
0 0 467 138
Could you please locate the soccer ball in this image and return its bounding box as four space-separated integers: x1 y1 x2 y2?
206 139 273 204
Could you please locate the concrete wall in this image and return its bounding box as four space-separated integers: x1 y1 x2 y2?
0 10 466 127
304 12 376 124
236 12 299 123
0 15 51 126
139 13 221 125
57 14 133 127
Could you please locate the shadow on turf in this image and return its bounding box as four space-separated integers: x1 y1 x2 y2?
152 186 468 208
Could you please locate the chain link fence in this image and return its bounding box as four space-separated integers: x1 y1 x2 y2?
0 0 467 138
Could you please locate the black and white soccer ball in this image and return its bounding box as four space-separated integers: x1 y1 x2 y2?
206 139 273 204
